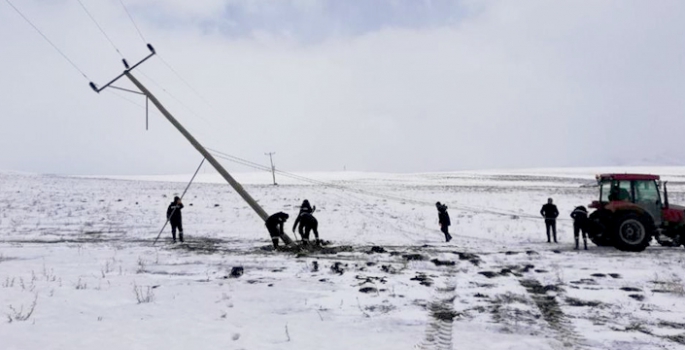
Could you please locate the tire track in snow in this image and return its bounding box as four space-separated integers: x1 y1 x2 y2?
519 278 587 349
416 280 457 350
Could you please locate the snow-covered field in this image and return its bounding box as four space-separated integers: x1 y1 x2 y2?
1 168 685 350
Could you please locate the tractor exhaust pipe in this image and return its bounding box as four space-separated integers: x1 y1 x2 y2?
664 181 670 209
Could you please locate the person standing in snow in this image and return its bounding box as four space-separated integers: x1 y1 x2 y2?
266 212 289 248
570 205 589 250
167 196 184 243
293 212 320 245
436 202 452 242
540 198 559 243
293 199 320 245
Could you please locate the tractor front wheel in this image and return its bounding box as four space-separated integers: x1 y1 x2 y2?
612 213 653 252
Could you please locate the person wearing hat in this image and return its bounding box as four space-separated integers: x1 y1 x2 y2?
540 198 559 243
166 196 184 243
266 212 290 248
435 202 452 242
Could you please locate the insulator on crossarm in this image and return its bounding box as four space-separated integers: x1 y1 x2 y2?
89 82 99 93
147 43 155 54
122 59 130 69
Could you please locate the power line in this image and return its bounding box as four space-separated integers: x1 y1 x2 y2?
208 148 432 205
157 55 218 111
208 148 272 171
206 147 549 222
204 149 427 238
136 68 212 126
118 0 147 44
116 0 228 131
76 0 124 59
155 54 240 134
207 148 494 242
4 0 90 80
321 187 424 241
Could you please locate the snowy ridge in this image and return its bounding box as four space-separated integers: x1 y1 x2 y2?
71 166 685 186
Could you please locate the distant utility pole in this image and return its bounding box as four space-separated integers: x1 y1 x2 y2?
265 152 277 186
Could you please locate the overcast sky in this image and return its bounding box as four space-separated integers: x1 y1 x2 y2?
1 0 684 175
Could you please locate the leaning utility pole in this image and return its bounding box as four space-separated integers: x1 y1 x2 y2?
88 45 293 245
265 152 277 186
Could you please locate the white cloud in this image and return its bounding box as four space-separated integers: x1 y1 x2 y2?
1 0 684 174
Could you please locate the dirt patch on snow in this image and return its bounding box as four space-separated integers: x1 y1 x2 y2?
452 251 481 266
565 297 604 308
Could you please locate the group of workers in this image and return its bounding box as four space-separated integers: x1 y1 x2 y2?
165 195 593 250
166 197 320 248
266 199 321 248
433 198 590 250
540 198 589 250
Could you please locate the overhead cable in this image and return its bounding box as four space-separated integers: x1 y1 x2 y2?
4 0 90 80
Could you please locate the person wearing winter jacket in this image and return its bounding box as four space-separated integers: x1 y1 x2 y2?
292 212 320 245
436 202 452 242
298 199 315 215
540 198 559 243
266 212 289 248
292 200 321 245
166 196 184 243
570 206 589 250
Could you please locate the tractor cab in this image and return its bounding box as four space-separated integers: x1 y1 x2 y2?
590 174 663 225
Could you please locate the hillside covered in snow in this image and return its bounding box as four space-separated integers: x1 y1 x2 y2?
1 168 685 349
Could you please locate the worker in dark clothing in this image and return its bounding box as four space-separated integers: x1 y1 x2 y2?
570 206 589 250
540 198 559 243
292 212 320 245
167 196 184 243
298 199 316 215
265 212 289 248
292 199 320 245
436 202 452 242
608 186 620 201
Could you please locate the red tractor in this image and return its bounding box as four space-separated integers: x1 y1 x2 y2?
587 174 685 251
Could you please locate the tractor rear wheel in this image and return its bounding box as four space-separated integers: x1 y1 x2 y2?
612 213 653 252
588 211 613 246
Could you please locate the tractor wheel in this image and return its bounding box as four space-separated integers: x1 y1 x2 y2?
612 213 653 252
588 211 613 246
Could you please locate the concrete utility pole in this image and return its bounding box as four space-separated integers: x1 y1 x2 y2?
88 46 294 246
265 152 277 186
125 72 293 245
